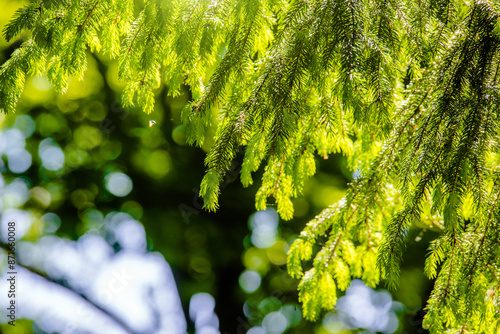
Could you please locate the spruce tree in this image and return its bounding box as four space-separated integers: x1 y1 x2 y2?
1 0 500 332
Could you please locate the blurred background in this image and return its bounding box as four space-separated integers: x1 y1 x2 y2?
0 1 436 333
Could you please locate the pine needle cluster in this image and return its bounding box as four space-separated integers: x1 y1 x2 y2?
2 0 500 331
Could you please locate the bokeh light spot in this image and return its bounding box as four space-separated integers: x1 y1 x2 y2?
65 145 90 168
40 146 65 171
14 115 36 138
70 189 94 209
280 305 302 327
266 240 288 265
0 208 33 241
86 101 107 122
36 113 66 137
0 128 26 155
74 126 103 150
99 141 122 161
30 187 52 208
41 213 61 233
146 150 172 179
189 293 215 322
335 279 400 333
190 256 212 274
7 148 32 173
172 125 187 145
322 313 348 333
105 172 133 197
82 209 104 230
2 178 30 208
121 201 144 220
32 75 53 91
258 297 282 315
243 248 269 273
247 327 265 334
262 311 288 334
249 208 279 249
239 270 261 293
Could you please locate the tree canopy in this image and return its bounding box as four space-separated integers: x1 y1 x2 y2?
1 0 500 332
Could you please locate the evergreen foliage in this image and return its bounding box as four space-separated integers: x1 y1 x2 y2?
2 0 500 332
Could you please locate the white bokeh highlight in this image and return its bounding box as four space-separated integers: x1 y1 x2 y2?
39 138 65 171
6 148 32 174
249 208 279 249
189 293 220 334
105 172 133 197
0 213 187 334
324 279 400 334
239 270 261 293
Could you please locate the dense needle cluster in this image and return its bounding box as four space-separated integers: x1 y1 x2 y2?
1 0 500 332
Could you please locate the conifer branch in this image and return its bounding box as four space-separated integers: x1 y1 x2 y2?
2 1 500 331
